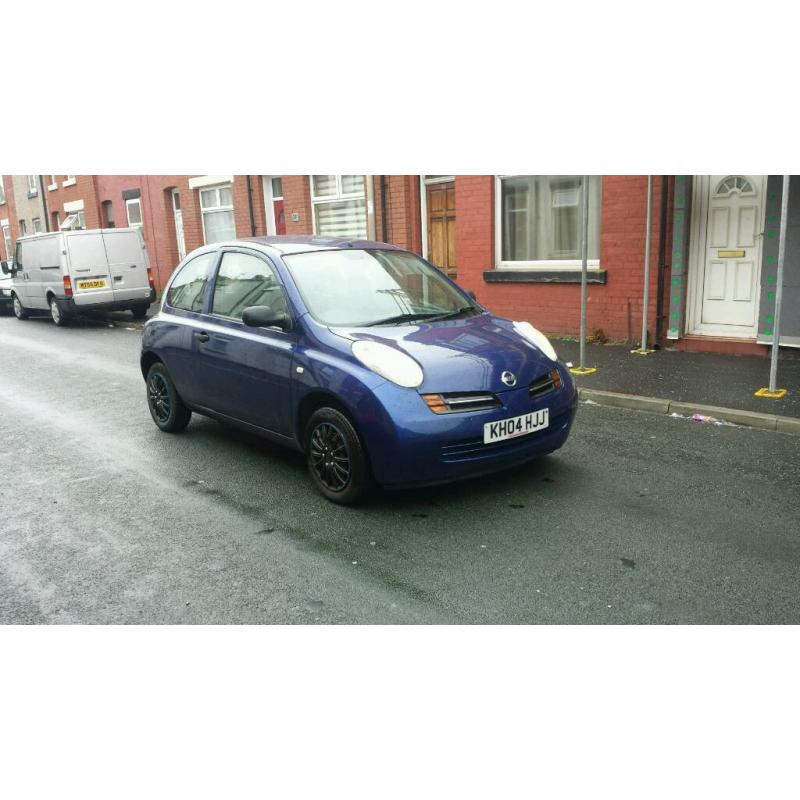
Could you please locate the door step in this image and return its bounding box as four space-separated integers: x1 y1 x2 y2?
675 335 767 357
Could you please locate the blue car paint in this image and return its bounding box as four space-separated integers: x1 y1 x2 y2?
141 236 577 489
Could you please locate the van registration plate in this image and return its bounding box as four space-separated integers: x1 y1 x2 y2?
77 279 107 290
484 408 549 444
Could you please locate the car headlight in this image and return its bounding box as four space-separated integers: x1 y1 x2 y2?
513 321 558 361
351 340 424 388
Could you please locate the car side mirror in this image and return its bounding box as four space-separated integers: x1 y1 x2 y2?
0 261 9 275
242 305 291 331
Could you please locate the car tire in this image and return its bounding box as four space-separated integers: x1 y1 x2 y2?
305 407 371 505
12 293 28 320
146 362 192 433
49 296 68 326
131 304 149 320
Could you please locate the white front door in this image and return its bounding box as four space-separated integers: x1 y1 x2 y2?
690 175 765 337
172 190 186 260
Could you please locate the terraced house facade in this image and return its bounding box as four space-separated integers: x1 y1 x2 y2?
1 174 797 355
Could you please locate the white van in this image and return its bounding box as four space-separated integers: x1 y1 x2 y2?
0 227 156 326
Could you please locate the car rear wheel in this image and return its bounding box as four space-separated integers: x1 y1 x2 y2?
131 304 149 320
12 294 28 320
146 362 192 433
49 296 68 326
305 407 371 505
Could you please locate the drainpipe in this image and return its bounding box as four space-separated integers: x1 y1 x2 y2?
654 176 669 345
38 175 50 231
246 175 256 236
380 175 389 243
632 176 654 354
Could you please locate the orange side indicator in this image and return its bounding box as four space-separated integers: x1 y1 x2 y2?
422 394 448 413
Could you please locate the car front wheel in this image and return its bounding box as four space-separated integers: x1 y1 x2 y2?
146 362 192 433
305 407 371 505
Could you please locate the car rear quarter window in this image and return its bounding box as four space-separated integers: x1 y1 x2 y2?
211 251 287 320
166 252 215 312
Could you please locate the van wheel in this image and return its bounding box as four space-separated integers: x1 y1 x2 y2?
49 296 68 326
12 294 28 320
146 362 192 433
131 304 149 320
305 407 371 504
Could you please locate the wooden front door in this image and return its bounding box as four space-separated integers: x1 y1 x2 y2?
426 181 456 277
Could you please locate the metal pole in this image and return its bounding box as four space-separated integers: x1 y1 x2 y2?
768 175 790 392
579 175 589 369
640 175 654 350
365 176 377 240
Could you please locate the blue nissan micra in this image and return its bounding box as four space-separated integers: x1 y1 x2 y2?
141 236 577 503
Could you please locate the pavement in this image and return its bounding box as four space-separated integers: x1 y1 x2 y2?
554 338 800 418
1 310 799 624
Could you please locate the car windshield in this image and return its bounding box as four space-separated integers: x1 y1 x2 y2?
282 249 476 327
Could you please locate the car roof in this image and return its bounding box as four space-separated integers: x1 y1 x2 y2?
240 235 405 255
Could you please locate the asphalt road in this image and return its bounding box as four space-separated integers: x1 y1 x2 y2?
1 310 799 624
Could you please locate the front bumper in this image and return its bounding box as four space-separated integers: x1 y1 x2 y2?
359 364 578 488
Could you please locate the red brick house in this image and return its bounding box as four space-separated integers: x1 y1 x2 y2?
2 174 796 356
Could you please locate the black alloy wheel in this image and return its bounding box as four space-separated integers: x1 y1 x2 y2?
310 421 352 492
305 407 371 504
146 362 192 433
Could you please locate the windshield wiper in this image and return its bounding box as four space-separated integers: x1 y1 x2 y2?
422 306 478 323
365 312 444 326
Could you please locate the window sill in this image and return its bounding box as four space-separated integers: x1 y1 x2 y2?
28 191 38 199
483 269 607 284
48 184 57 191
62 178 77 188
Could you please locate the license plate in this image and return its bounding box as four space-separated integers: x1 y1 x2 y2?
77 279 107 290
484 408 549 444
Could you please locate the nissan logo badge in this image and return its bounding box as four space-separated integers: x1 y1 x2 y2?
501 371 517 387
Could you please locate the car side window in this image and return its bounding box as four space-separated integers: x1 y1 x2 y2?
211 251 288 321
166 252 215 312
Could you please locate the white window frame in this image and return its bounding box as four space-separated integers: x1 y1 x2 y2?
19 219 28 236
126 197 143 228
27 175 38 195
309 175 367 237
62 175 76 188
0 175 6 204
32 217 43 234
494 175 602 271
1 221 12 262
48 175 57 191
199 183 235 244
60 211 85 231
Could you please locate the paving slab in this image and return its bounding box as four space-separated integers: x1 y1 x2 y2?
556 338 800 418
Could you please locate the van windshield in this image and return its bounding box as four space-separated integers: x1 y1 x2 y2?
282 249 477 327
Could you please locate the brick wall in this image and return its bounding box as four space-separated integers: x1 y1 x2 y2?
282 175 313 235
456 175 671 344
45 176 102 230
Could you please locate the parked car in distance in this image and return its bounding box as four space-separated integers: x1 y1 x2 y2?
140 236 577 504
1 227 156 326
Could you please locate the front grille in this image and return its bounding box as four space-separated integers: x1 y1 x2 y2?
529 369 560 399
440 392 501 412
422 391 502 414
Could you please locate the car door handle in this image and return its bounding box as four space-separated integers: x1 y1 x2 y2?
194 331 210 343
